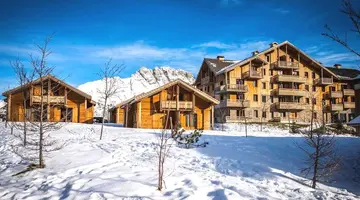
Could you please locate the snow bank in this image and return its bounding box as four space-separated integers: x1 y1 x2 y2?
0 123 359 199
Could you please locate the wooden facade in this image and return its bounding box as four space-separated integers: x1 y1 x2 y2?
109 79 219 130
196 41 358 124
2 75 96 123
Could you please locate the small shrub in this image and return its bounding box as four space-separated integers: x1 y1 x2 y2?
173 128 208 148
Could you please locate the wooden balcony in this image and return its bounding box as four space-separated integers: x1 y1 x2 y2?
325 90 343 99
201 76 210 85
271 61 299 69
274 102 308 110
326 103 343 112
225 116 246 122
242 71 262 80
216 84 248 93
314 77 333 85
215 99 250 108
343 89 355 96
274 88 306 96
272 74 307 83
161 101 193 111
32 95 65 104
344 102 355 109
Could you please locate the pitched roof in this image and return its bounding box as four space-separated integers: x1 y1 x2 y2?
203 58 239 73
348 115 360 126
110 79 219 110
325 67 360 80
2 75 96 104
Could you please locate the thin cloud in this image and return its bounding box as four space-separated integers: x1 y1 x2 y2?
274 8 290 14
193 41 237 49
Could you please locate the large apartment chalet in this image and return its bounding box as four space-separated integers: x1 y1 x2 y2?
109 79 219 130
195 41 360 124
2 75 96 123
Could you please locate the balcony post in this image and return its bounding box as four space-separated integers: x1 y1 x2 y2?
137 102 142 128
64 87 67 105
176 85 179 111
7 94 11 121
30 85 33 106
211 105 214 130
192 92 195 113
84 98 87 123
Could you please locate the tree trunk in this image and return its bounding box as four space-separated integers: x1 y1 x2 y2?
39 80 44 168
100 98 107 140
23 96 27 146
312 137 320 189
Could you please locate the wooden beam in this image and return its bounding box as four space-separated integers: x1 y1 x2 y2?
77 103 80 123
64 87 67 105
125 105 129 127
159 91 162 112
116 107 119 124
30 85 33 107
137 102 142 128
8 94 12 121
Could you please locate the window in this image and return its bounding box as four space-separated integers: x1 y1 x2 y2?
253 94 258 101
313 112 317 119
351 96 355 102
262 69 266 76
254 110 258 118
305 85 309 91
331 86 335 91
254 80 258 87
220 81 223 86
270 70 273 75
282 112 286 117
306 98 310 104
312 86 316 92
237 110 245 117
262 95 267 103
262 112 266 118
270 96 274 103
266 55 270 62
312 98 317 105
186 114 191 127
262 82 266 89
312 72 316 79
220 95 224 101
305 72 308 78
270 83 274 89
294 112 297 118
322 86 325 92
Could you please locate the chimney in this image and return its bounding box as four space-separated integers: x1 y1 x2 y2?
217 55 224 61
252 50 259 56
334 63 342 69
270 42 278 48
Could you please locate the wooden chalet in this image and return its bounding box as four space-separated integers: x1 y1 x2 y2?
109 79 219 130
2 75 96 123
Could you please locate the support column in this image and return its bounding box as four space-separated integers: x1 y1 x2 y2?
116 107 119 124
192 92 195 113
176 85 179 110
137 102 142 128
84 98 87 123
47 79 51 121
125 105 129 127
65 107 68 122
211 105 214 130
7 94 12 121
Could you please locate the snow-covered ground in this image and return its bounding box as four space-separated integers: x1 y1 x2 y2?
0 122 359 199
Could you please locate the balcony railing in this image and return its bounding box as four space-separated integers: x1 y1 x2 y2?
216 84 248 93
314 77 333 85
343 89 355 96
272 74 307 83
326 90 343 98
201 76 210 85
215 99 250 108
344 102 355 109
326 103 343 112
271 61 299 69
275 88 306 96
274 102 308 110
242 71 262 79
161 101 193 110
32 95 65 104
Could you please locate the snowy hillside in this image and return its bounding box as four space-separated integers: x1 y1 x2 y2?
0 123 359 199
78 66 195 117
0 100 6 115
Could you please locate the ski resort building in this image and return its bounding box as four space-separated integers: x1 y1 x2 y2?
108 79 219 130
2 75 96 123
195 41 360 124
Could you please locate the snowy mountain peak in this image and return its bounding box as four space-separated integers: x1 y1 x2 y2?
78 66 195 117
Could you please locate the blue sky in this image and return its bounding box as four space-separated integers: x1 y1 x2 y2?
0 0 359 95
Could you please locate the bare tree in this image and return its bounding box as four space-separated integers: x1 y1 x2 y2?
322 0 360 58
11 57 34 146
97 59 124 140
297 97 341 188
